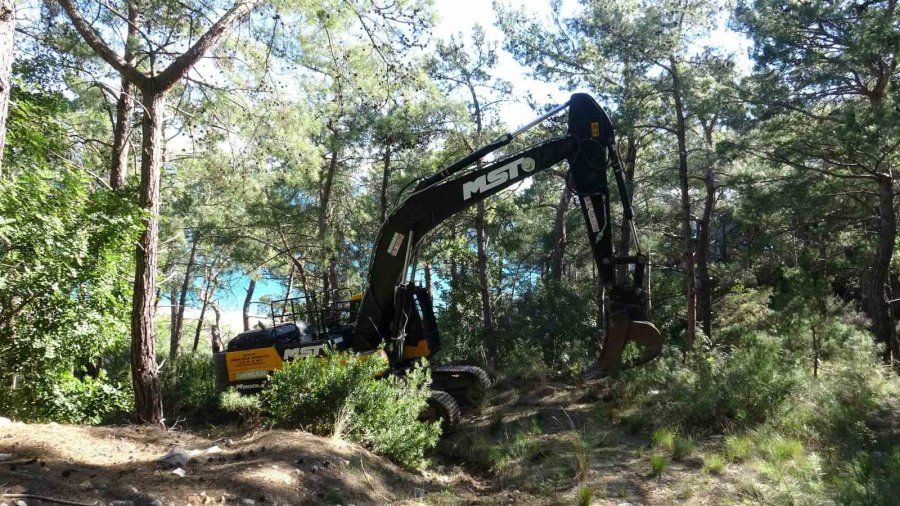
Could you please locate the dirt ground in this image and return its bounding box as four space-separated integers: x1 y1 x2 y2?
0 423 427 506
0 381 760 506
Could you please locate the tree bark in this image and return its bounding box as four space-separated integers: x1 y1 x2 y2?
210 302 223 353
616 134 637 285
475 201 496 367
285 263 294 300
243 277 256 331
168 284 177 355
379 143 393 222
170 235 198 359
0 0 14 177
670 55 697 346
130 90 166 424
865 173 897 363
109 3 137 189
549 185 571 282
696 122 717 339
193 270 217 352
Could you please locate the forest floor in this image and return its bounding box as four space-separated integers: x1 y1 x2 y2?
0 380 761 506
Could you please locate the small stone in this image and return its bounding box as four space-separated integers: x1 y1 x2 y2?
14 500 27 506
205 445 222 454
157 446 191 469
128 485 140 494
108 501 134 506
310 466 320 473
0 453 12 461
171 467 186 477
149 500 164 506
240 499 256 506
78 479 92 489
0 417 10 426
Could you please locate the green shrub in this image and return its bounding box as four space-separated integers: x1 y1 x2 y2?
0 371 131 425
219 388 262 425
833 448 900 506
160 352 218 418
0 166 142 424
260 351 440 469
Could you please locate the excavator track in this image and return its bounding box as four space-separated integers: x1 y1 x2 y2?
421 390 460 433
430 365 491 412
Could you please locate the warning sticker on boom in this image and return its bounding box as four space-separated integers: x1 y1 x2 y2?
387 232 405 257
584 198 600 233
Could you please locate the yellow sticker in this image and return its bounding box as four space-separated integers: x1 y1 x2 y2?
591 121 600 138
225 347 283 382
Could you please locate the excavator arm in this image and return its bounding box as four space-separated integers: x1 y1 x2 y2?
354 93 661 375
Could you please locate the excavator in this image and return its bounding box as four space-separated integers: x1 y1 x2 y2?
213 93 662 429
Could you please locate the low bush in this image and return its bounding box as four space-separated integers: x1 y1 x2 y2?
260 351 440 469
160 352 218 418
219 388 263 426
0 371 131 425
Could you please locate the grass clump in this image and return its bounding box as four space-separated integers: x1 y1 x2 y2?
725 433 754 462
260 351 440 469
652 428 675 451
672 434 695 461
577 486 593 506
649 454 668 477
703 453 726 475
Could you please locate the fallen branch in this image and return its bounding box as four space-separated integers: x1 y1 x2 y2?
1 493 98 506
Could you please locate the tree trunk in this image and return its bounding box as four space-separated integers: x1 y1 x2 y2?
168 285 178 353
130 90 166 425
670 55 697 346
193 271 216 352
475 201 496 367
243 277 256 331
379 143 393 222
424 261 433 296
549 185 571 282
865 173 897 363
616 134 637 285
170 235 198 359
0 0 13 177
109 3 137 189
210 302 223 353
318 126 340 302
285 263 294 300
696 122 717 339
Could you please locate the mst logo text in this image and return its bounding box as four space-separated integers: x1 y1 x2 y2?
462 157 535 200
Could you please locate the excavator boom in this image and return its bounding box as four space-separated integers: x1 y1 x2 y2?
355 93 662 375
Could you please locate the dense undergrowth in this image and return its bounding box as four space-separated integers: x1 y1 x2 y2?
601 285 900 504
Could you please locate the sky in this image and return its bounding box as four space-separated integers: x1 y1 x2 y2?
193 0 754 334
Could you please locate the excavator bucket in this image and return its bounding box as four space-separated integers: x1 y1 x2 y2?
586 312 662 379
